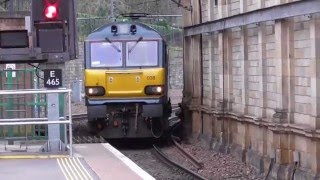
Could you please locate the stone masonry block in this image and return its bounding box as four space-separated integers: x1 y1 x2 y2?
248 52 259 60
294 30 310 41
246 149 265 173
295 86 311 96
249 90 260 99
295 67 309 77
249 61 259 67
295 59 311 67
248 44 259 52
295 48 311 59
230 1 240 10
295 95 310 103
267 100 277 109
295 39 310 49
248 76 259 82
266 34 275 43
266 50 276 59
300 152 312 170
276 149 290 164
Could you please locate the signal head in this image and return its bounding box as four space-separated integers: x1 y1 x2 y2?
45 4 58 19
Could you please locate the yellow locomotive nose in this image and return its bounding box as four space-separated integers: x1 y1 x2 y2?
85 69 165 98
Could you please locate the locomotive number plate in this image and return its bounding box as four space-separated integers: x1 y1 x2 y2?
146 76 155 80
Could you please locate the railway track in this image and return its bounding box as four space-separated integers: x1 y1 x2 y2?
72 135 106 144
150 106 208 180
152 144 207 180
172 136 203 170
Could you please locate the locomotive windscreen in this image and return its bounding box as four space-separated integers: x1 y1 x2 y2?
126 41 158 67
90 42 122 67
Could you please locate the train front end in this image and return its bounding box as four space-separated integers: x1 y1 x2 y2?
84 22 171 139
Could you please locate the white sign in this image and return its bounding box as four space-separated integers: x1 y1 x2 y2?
44 69 62 88
5 64 16 78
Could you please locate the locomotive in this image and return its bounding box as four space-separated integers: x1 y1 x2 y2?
84 19 172 139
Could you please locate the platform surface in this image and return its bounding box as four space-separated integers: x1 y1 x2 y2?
0 157 98 180
74 143 155 180
0 143 155 180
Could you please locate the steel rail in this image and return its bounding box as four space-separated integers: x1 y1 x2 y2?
172 137 203 170
152 145 208 180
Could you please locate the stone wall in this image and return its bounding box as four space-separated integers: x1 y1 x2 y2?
182 0 320 179
168 48 183 89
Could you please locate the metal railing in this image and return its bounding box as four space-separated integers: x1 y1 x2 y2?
0 88 73 156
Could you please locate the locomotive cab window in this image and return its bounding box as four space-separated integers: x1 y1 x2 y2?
90 42 122 67
126 41 158 67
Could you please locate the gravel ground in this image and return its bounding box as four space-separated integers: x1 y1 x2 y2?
120 142 264 180
175 143 264 180
122 147 185 180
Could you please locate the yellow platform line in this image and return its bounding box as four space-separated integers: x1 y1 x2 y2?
63 158 79 180
69 158 92 180
66 158 82 179
57 158 94 180
75 157 94 180
57 158 73 180
58 158 75 180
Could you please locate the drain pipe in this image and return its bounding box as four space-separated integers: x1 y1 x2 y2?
198 0 204 135
264 158 275 180
291 161 298 180
221 30 225 148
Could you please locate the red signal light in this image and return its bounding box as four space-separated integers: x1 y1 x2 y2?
45 5 57 19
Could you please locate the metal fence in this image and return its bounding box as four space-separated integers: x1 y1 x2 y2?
0 65 65 140
0 89 73 155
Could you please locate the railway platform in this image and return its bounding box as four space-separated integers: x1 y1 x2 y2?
0 143 155 180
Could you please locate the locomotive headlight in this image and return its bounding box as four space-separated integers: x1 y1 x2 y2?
145 86 164 95
85 86 105 96
156 86 162 93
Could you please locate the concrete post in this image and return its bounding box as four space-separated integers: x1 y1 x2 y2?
47 93 61 152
